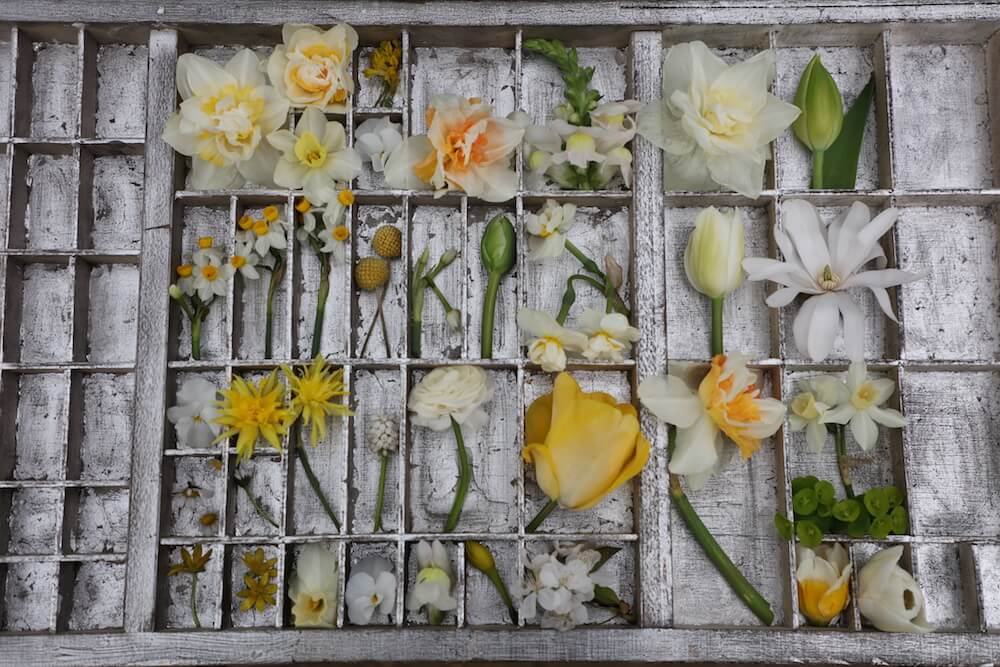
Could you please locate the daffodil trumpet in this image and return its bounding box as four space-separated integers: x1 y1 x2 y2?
444 416 471 533
480 215 516 358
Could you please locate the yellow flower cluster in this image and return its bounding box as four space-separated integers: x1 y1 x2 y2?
364 40 402 105
236 548 279 613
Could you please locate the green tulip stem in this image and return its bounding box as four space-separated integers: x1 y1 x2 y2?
373 452 389 532
292 426 341 532
835 425 855 499
481 271 501 358
710 296 724 357
190 572 201 629
812 150 825 190
443 417 471 533
668 426 775 626
264 249 285 360
486 567 518 624
526 498 558 533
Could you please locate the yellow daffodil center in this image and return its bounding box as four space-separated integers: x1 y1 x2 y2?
262 206 279 222
238 214 254 230
198 236 214 250
253 220 269 236
294 131 328 168
332 225 350 242
231 255 246 269
818 264 841 290
213 372 293 463
852 382 878 410
308 596 325 613
201 265 219 281
791 392 821 421
700 354 764 458
702 89 752 137
176 264 193 278
337 189 355 206
296 198 312 213
798 578 850 625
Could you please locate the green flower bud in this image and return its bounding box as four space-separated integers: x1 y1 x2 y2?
480 215 515 276
684 206 745 299
440 247 459 267
168 284 184 301
793 55 844 152
464 541 496 573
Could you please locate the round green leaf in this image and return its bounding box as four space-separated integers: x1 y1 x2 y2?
864 488 891 517
774 513 794 541
793 488 819 516
792 476 820 496
870 515 893 539
890 506 909 535
846 511 871 539
796 520 823 548
816 502 833 518
814 480 836 506
884 486 903 510
833 499 861 523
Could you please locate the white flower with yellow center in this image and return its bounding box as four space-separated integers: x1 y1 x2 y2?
405 540 457 621
267 23 358 113
345 556 396 626
517 309 588 373
525 199 576 261
268 107 362 205
192 250 234 302
318 221 351 262
289 544 339 627
162 50 288 190
192 235 222 265
578 309 640 362
819 361 904 452
166 377 221 448
796 543 852 627
230 235 261 280
244 205 288 257
788 375 849 453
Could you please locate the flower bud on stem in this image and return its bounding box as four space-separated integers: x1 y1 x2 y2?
465 541 517 624
480 216 516 358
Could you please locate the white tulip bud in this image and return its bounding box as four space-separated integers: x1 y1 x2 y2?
683 206 745 299
857 546 934 633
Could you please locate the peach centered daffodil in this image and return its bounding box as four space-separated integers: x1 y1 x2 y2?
267 23 358 113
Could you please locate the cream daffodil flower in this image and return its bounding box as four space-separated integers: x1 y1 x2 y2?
267 23 358 113
858 545 934 633
637 41 800 198
788 375 849 453
578 309 640 362
819 361 904 452
289 544 339 627
639 354 785 489
796 543 852 626
517 309 588 372
525 199 577 261
163 50 288 190
268 107 362 205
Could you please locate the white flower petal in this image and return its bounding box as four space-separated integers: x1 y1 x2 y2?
638 374 703 429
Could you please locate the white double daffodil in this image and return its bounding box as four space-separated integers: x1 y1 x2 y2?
517 309 588 373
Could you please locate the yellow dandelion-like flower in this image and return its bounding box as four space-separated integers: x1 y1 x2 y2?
243 547 279 580
213 371 293 463
168 544 213 577
281 356 353 447
237 572 278 613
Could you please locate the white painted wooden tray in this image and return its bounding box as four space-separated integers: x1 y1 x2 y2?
0 2 999 665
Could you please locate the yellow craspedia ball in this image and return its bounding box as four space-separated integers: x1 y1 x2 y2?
355 257 390 291
371 225 402 259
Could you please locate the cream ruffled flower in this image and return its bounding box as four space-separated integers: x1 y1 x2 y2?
788 375 849 453
858 546 934 633
385 95 524 202
166 377 221 448
407 366 494 432
163 50 288 190
743 200 926 362
639 354 785 489
637 41 799 198
267 23 358 113
525 199 577 261
355 116 403 173
345 556 396 625
819 361 905 452
405 540 457 619
578 309 640 362
517 309 588 372
268 107 361 205
289 544 339 627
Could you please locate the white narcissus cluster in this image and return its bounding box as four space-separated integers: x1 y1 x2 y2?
525 199 577 261
515 544 612 631
578 309 641 362
517 309 589 373
407 366 495 432
788 375 850 453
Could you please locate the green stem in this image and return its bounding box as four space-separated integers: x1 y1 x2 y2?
190 572 201 629
427 607 444 625
603 273 615 314
565 240 604 277
310 253 331 358
481 271 501 359
443 417 471 532
191 310 203 361
556 274 626 325
264 250 285 359
236 479 280 529
360 285 388 357
486 568 518 624
526 498 558 533
373 452 389 532
835 425 855 499
292 426 341 532
426 277 457 318
376 80 395 108
812 150 825 190
710 296 724 357
668 427 774 625
410 253 429 358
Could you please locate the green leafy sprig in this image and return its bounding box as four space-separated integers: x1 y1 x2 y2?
523 38 601 126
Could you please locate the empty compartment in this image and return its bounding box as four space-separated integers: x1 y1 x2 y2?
902 370 1000 538
0 32 11 137
897 205 1000 361
84 262 139 363
405 539 459 626
9 372 69 481
466 204 518 359
290 392 348 535
910 542 978 631
665 203 772 360
22 151 79 249
2 561 58 631
94 43 149 138
231 454 284 537
349 368 403 534
523 370 635 534
228 544 281 628
6 487 63 554
68 487 129 554
175 205 233 360
10 262 75 362
352 202 407 358
162 543 223 629
464 539 517 626
408 203 465 359
29 40 80 138
164 455 227 538
408 367 518 534
87 153 144 250
344 541 398 626
65 560 125 630
77 372 134 481
973 544 1000 631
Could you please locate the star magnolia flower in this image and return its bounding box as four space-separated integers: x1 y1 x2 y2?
819 361 905 452
578 309 640 362
408 365 494 432
289 544 339 627
525 199 576 261
788 375 849 453
636 41 800 198
355 116 403 172
162 50 288 190
638 354 785 489
192 251 234 302
267 23 358 113
405 540 457 618
385 95 524 202
166 377 221 448
517 309 588 372
857 545 934 633
268 107 362 205
796 543 852 626
743 200 927 362
345 556 396 625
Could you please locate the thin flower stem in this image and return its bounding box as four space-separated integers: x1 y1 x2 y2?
426 276 457 316
190 572 201 629
481 271 501 359
292 426 341 532
191 310 203 361
378 305 391 357
443 417 471 532
835 425 855 499
360 284 388 357
556 274 622 325
486 568 518 625
667 426 774 625
310 253 331 358
264 250 286 359
565 240 604 277
236 479 280 529
812 150 825 190
373 451 389 532
526 498 558 533
710 296 724 357
410 252 430 358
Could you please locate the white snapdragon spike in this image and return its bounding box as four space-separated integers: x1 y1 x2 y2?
578 309 640 362
594 146 634 188
857 546 934 633
267 23 358 113
289 544 339 627
162 50 288 190
166 377 221 448
788 375 850 453
525 199 577 261
355 116 403 172
636 41 799 198
268 107 362 205
517 309 588 372
819 361 905 452
366 414 399 455
230 235 262 280
408 366 495 432
192 251 234 302
552 130 605 169
743 200 927 362
345 556 396 625
405 540 457 617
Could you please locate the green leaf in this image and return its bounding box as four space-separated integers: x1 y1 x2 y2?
884 486 903 510
793 488 819 516
792 476 819 496
832 499 861 523
864 488 892 517
774 513 794 541
870 515 893 540
890 506 909 535
796 520 823 548
846 511 871 539
591 547 621 574
816 502 833 519
814 480 836 506
821 76 874 189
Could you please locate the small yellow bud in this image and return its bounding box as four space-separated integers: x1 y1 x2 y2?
176 264 193 278
197 236 213 250
464 541 496 573
338 189 355 206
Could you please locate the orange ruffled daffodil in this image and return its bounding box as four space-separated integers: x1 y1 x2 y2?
796 543 852 626
523 373 650 515
213 371 294 463
638 353 785 489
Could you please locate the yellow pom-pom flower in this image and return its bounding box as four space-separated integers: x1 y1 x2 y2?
213 371 293 463
355 257 390 291
282 356 353 447
372 225 402 259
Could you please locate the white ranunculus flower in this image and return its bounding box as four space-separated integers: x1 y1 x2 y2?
525 199 577 261
408 366 494 432
684 206 745 299
267 23 358 113
289 544 339 627
743 200 927 362
637 41 800 198
405 540 457 618
166 377 221 448
819 361 905 452
345 556 396 625
267 107 361 205
857 545 934 633
517 309 588 372
578 309 640 362
162 50 288 190
355 116 403 172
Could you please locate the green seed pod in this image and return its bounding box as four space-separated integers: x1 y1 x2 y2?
480 215 516 276
793 54 844 152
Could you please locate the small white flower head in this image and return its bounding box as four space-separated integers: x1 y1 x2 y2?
367 413 399 455
406 540 457 618
268 107 362 205
192 235 223 265
318 220 351 263
578 309 641 362
167 377 221 448
345 556 396 625
229 235 262 280
408 366 494 432
515 543 608 631
243 205 289 257
525 199 577 261
192 250 234 303
819 361 905 452
289 544 339 627
517 309 588 372
788 375 850 453
355 116 403 173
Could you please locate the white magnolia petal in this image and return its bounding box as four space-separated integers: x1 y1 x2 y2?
805 293 841 362
782 200 832 280
765 286 803 308
837 292 866 363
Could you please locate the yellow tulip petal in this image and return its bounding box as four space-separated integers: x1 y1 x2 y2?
525 392 553 444
522 443 561 503
574 431 651 510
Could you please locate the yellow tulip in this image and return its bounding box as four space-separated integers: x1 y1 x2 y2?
796 543 852 626
523 372 650 511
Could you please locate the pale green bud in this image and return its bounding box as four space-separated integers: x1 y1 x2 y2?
793 55 844 152
684 206 745 299
168 284 184 300
440 247 459 266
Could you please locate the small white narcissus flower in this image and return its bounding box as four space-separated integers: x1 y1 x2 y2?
788 375 850 453
525 199 577 261
819 361 905 452
345 556 396 625
230 235 261 280
268 107 362 205
517 309 589 372
192 250 234 302
246 206 289 257
578 309 640 362
355 117 403 173
405 540 457 618
289 544 339 627
408 366 494 432
166 377 221 448
857 545 934 633
795 543 852 626
684 206 745 300
267 23 358 113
